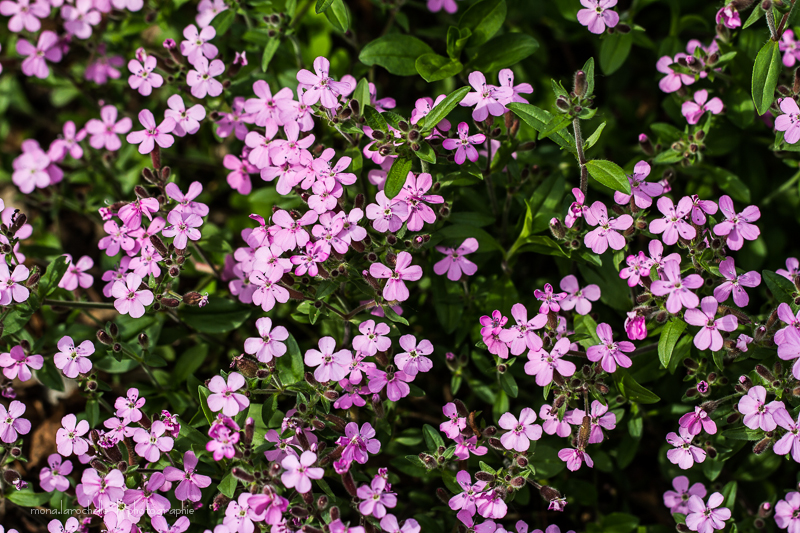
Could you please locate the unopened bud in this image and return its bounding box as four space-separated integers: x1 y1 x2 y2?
574 70 587 98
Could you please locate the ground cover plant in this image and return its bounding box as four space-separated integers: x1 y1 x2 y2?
1 0 800 532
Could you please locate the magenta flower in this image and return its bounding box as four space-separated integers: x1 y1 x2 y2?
686 492 731 533
366 368 413 401
296 56 350 109
781 30 800 67
126 110 175 155
619 252 651 288
370 252 423 303
679 407 717 437
689 194 718 225
271 209 317 251
84 44 124 84
778 257 800 283
128 53 163 96
498 407 542 452
651 260 704 313
776 492 800 533
187 56 225 98
0 0 49 32
440 402 467 439
738 385 785 431
290 241 329 276
684 296 738 351
115 387 145 422
666 426 706 469
777 97 800 143
48 121 86 161
396 172 444 232
62 0 101 39
180 24 218 64
207 372 250 416
411 95 450 131
587 323 635 373
0 345 42 382
55 413 88 455
223 154 256 195
559 274 600 315
366 192 406 234
427 0 458 14
716 5 741 29
358 476 397 518
394 334 433 376
85 105 132 151
434 237 479 281
17 31 62 79
166 181 209 217
577 0 619 34
112 273 154 318
133 421 174 463
337 422 381 464
682 90 723 125
540 404 571 437
305 337 352 382
625 311 647 341
565 187 588 228
613 161 663 208
713 257 761 307
281 450 323 493
712 195 761 250
583 201 633 254
499 303 546 355
165 95 206 137
498 68 533 104
244 317 288 363
249 268 290 311
460 71 512 121
119 198 159 231
57 255 93 292
245 80 293 127
534 283 567 314
449 470 487 517
443 122 486 164
558 447 593 471
196 0 226 26
54 336 94 379
663 476 707 515
0 263 30 304
40 454 73 492
162 210 203 249
352 319 391 356
524 338 577 386
649 196 696 245
657 54 695 93
207 427 239 461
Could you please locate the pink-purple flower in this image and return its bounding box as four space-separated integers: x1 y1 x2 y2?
682 90 723 125
304 337 353 383
738 385 785 431
684 296 738 351
126 110 176 155
713 257 760 307
712 195 761 251
370 252 423 303
685 492 731 533
577 0 619 34
0 345 42 381
498 407 542 452
460 71 512 122
207 372 250 416
281 450 324 493
524 338 576 386
651 260 703 313
613 161 663 209
663 475 707 515
587 322 634 373
17 31 62 79
443 122 486 164
111 273 154 318
583 201 633 254
666 426 706 469
244 317 288 363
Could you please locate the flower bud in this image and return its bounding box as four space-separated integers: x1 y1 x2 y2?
573 70 587 98
753 437 772 455
639 133 654 156
233 467 255 482
475 471 495 482
556 96 570 112
549 217 567 240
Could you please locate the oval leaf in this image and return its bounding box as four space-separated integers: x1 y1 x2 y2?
585 159 631 194
359 35 435 76
752 40 781 116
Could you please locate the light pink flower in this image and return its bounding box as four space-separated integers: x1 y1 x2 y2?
207 372 250 416
62 0 101 39
164 451 212 502
244 317 288 363
366 191 409 233
663 475 706 515
126 110 176 155
17 31 62 79
498 68 533 104
716 5 741 29
712 195 761 251
498 407 542 452
524 337 576 386
577 0 619 34
679 406 717 437
165 95 206 137
0 0 49 32
684 296 738 351
0 263 30 304
713 257 760 307
111 273 154 318
443 122 486 164
357 476 397 518
613 161 663 209
460 71 512 122
281 450 323 493
85 105 132 151
560 274 600 315
48 121 87 161
776 492 800 533
685 492 731 533
305 337 352 383
370 252 423 302
651 260 704 314
394 335 433 376
162 210 203 249
434 238 479 281
296 56 351 109
180 24 218 64
54 336 94 379
587 322 634 373
666 426 706 469
440 402 467 439
657 54 695 93
40 454 73 492
558 447 593 471
0 345 42 381
187 56 225 98
689 195 719 225
583 201 633 254
56 413 89 455
738 385 785 431
133 421 174 462
128 53 163 96
196 0 226 26
682 90 723 125
649 196 696 245
427 0 458 14
352 320 391 356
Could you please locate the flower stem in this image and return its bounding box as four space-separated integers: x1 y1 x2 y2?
573 118 588 196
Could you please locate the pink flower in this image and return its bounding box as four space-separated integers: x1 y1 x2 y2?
0 263 29 304
565 187 588 228
111 273 154 318
165 95 206 137
498 68 533 104
308 177 343 213
587 322 634 372
776 492 800 533
498 407 541 452
207 372 250 416
684 296 738 351
366 191 409 233
533 283 566 313
651 260 704 313
305 337 352 382
352 320 391 356
296 56 351 109
716 4 741 28
196 0 226 26
380 515 420 533
187 56 225 98
366 368 413 401
781 30 800 67
180 24 218 64
126 110 176 155
440 402 467 439
163 451 211 501
370 252 423 302
666 426 706 469
689 195 718 225
271 209 317 251
119 197 159 231
443 122 486 164
738 385 785 431
682 90 723 125
0 401 29 443
679 406 717 437
657 54 695 93
0 345 42 381
337 422 381 464
16 30 62 79
577 0 619 34
40 454 73 492
449 470 486 516
712 195 760 251
281 450 323 493
778 257 800 283
559 275 600 315
713 257 760 307
434 237 479 281
249 268 290 311
62 0 101 39
56 413 89 455
777 97 800 144
128 53 163 96
48 121 87 161
649 196 696 245
166 181 209 217
133 421 174 462
663 476 707 515
223 154 256 194
583 201 633 254
162 210 203 249
686 492 731 533
396 172 444 231
775 407 800 462
0 0 49 32
290 241 329 276
111 0 143 11
246 80 293 127
411 95 451 131
558 447 593 471
524 338 577 386
540 404 571 437
460 71 512 122
427 0 458 14
85 105 132 151
84 44 124 84
624 311 647 341
98 221 134 257
358 476 397 518
206 427 239 461
54 336 94 379
453 435 487 460
115 387 145 422
498 303 546 355
244 317 288 363
152 517 190 533
613 161 663 208
394 335 433 376
565 401 617 443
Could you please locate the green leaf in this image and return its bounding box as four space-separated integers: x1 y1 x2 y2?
582 56 595 96
261 394 278 427
415 141 437 164
382 304 409 325
702 166 751 203
359 35 435 76
721 481 737 510
315 0 334 13
499 371 518 398
6 489 52 507
743 4 765 29
420 86 471 131
173 344 208 384
752 39 781 116
423 424 445 451
539 114 573 138
384 157 413 199
211 9 235 36
219 473 237 498
467 33 539 72
458 0 507 48
599 513 640 533
261 37 281 72
353 78 371 113
86 399 100 428
416 53 463 82
658 319 687 369
599 31 633 75
583 121 607 151
613 368 661 404
324 0 349 32
179 298 253 334
276 334 305 385
506 102 577 154
722 426 763 440
446 26 472 60
198 386 215 425
38 255 70 298
363 104 389 133
585 159 631 194
763 270 799 310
